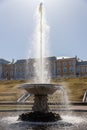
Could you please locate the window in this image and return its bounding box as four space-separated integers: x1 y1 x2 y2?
63 62 67 66
63 67 67 73
57 68 60 74
73 59 76 65
69 61 71 65
69 61 74 65
69 67 74 73
81 67 85 73
86 67 87 72
57 62 61 67
77 67 80 73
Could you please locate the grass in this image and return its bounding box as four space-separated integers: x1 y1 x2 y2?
0 80 26 101
0 78 87 102
52 77 87 102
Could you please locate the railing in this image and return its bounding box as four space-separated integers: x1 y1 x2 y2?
83 90 87 102
17 92 30 103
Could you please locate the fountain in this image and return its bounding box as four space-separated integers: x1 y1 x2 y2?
18 3 62 122
0 2 87 130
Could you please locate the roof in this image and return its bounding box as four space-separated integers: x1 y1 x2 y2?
15 57 57 63
0 59 10 64
77 61 87 66
57 56 77 60
15 59 27 64
57 56 70 60
45 56 56 61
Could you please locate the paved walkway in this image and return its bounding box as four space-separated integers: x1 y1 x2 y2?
70 105 87 111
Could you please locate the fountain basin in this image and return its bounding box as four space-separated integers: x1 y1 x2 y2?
19 111 61 122
18 83 62 122
19 83 62 95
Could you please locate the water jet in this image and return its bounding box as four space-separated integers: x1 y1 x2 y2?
18 3 62 122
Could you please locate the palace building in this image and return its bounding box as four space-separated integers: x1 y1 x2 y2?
0 56 87 80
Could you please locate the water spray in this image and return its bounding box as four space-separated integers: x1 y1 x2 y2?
39 2 43 83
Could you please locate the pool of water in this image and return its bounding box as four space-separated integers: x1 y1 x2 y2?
0 112 87 130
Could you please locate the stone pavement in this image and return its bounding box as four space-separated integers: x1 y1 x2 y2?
69 105 87 111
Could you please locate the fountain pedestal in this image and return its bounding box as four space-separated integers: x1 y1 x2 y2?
33 95 49 112
19 83 62 122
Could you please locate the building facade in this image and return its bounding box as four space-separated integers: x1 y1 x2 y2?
55 57 77 78
76 61 87 77
0 59 10 80
14 59 26 79
1 56 87 80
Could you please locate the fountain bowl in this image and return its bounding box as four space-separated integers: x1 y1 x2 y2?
18 83 62 95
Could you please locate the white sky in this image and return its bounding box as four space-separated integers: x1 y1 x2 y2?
0 0 87 61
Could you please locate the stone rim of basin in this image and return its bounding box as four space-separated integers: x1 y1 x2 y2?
18 83 62 95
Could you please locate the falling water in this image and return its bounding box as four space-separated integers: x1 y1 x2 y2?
34 3 50 83
30 3 50 83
